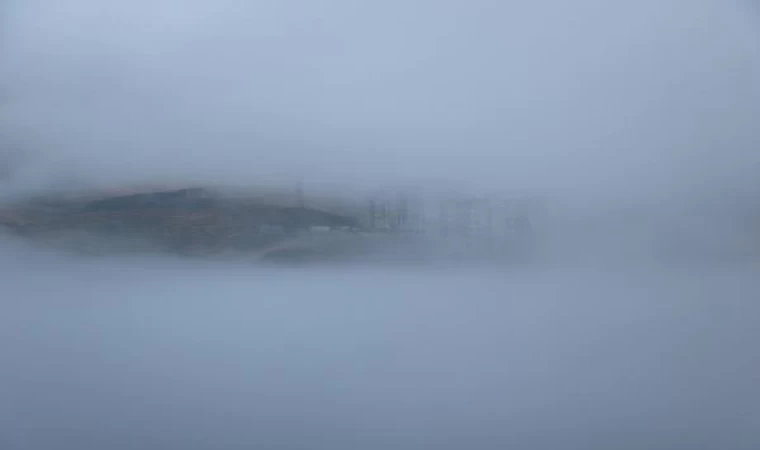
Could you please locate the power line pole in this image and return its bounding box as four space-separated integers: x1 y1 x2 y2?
295 177 305 208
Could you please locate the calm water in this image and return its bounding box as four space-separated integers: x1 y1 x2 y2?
1 239 759 449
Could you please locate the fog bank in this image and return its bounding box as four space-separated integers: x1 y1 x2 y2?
1 239 759 449
2 0 760 208
2 1 760 449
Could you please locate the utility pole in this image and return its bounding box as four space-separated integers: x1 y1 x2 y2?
295 177 305 208
367 198 376 230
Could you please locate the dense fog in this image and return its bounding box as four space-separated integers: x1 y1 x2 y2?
2 239 760 449
2 0 760 449
3 0 760 201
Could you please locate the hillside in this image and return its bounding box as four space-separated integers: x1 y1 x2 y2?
0 186 363 257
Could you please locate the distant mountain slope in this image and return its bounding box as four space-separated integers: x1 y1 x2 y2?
0 186 363 256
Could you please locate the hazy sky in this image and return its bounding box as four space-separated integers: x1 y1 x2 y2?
2 0 760 201
3 5 760 448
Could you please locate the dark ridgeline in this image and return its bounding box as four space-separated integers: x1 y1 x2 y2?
1 185 541 262
0 187 363 256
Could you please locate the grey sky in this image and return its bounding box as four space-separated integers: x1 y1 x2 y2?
3 5 760 448
2 0 760 201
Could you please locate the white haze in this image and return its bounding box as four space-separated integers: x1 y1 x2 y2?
1 239 760 449
1 0 760 201
2 1 760 449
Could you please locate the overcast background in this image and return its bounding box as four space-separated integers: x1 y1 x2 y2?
2 1 760 449
2 0 760 203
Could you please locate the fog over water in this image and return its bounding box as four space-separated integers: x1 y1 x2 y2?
2 240 760 449
2 0 760 449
